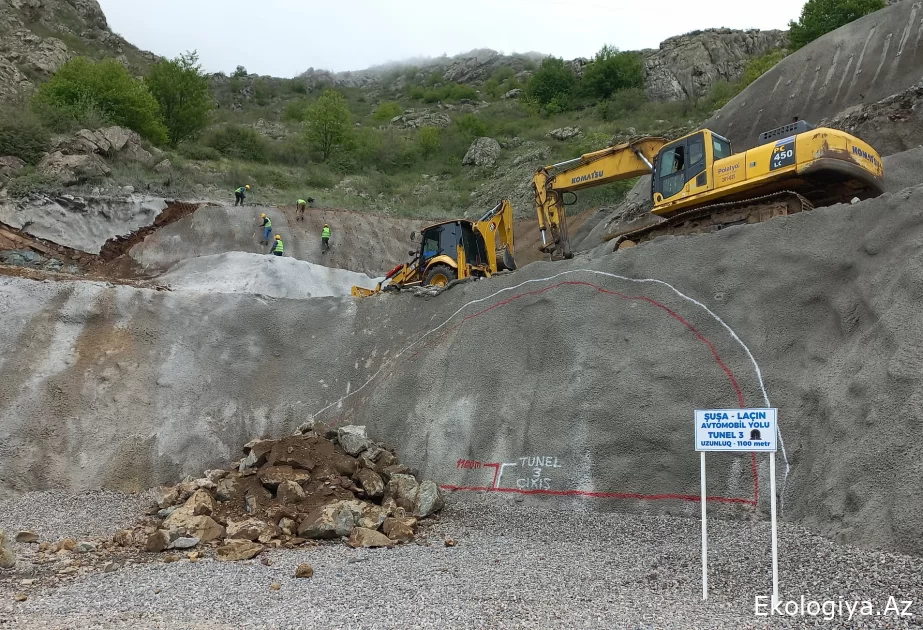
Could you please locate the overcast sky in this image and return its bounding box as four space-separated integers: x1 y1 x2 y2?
97 0 805 78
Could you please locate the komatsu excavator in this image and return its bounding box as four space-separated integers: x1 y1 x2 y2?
351 199 516 297
533 120 885 258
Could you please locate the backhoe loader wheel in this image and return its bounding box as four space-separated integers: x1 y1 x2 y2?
423 264 456 288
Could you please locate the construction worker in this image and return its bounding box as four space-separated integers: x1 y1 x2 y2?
259 213 272 245
234 184 251 206
321 223 331 252
296 198 307 222
271 234 284 256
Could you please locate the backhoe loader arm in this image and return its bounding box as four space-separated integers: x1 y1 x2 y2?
475 199 515 271
533 137 666 258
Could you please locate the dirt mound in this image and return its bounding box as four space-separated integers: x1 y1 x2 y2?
124 423 443 559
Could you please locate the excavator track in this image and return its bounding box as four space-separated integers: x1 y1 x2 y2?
605 190 814 250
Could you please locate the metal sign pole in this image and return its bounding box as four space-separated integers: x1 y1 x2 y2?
769 451 779 607
700 451 708 600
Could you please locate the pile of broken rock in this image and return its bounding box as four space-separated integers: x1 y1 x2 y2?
133 423 444 562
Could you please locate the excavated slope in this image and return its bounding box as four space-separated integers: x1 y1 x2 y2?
2 185 923 555
704 0 923 151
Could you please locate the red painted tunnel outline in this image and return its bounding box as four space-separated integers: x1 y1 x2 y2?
424 280 759 507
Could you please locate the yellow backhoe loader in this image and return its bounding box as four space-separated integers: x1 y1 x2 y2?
533 120 885 258
351 199 516 297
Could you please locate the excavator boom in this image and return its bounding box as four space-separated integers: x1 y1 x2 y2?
533 138 665 258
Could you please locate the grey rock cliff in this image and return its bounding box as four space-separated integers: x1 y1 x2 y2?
642 28 788 101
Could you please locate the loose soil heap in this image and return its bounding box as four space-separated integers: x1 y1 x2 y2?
127 423 444 561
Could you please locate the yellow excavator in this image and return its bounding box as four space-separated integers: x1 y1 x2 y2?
351 199 516 297
533 120 885 258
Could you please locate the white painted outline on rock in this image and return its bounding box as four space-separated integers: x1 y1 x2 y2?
312 268 792 507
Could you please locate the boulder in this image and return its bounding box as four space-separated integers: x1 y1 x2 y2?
0 530 15 568
37 152 110 186
258 465 310 488
186 489 216 516
276 479 306 504
502 88 524 100
153 159 172 173
355 468 385 498
112 530 134 547
14 531 38 544
240 439 274 470
75 541 97 553
226 518 270 542
144 529 170 553
0 156 26 183
380 464 412 481
384 474 419 512
215 476 240 502
216 540 264 562
162 510 225 543
267 437 317 470
462 137 501 167
347 527 394 548
337 426 371 456
278 517 297 536
382 518 415 543
297 501 356 539
547 127 582 141
413 480 445 518
356 504 389 531
295 562 314 578
168 536 200 550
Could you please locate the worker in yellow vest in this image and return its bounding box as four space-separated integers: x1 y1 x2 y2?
271 234 284 257
321 223 331 253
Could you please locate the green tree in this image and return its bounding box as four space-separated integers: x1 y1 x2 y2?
581 45 645 100
303 89 352 161
232 65 248 78
789 0 884 49
146 51 214 146
373 101 403 122
34 57 167 143
526 57 577 109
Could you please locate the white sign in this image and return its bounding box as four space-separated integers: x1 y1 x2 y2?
696 407 781 607
695 408 778 452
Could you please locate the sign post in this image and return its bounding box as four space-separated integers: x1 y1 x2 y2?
695 408 779 603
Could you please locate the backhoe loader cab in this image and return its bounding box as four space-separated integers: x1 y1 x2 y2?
351 199 516 297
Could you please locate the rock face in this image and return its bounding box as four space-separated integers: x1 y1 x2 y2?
50 126 152 163
37 152 111 185
462 137 501 167
389 109 452 129
547 127 581 141
642 28 788 101
0 0 159 101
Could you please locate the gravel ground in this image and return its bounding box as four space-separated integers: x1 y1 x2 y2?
0 492 921 629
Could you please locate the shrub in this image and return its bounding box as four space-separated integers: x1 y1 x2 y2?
146 51 214 146
205 124 269 162
373 101 403 122
6 172 60 197
448 83 478 101
34 57 167 144
526 57 577 109
455 114 488 139
282 99 310 122
416 127 441 157
0 110 50 164
789 0 884 49
177 143 222 161
581 45 645 100
268 136 313 166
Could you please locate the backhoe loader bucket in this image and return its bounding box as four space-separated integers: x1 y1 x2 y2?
351 285 379 297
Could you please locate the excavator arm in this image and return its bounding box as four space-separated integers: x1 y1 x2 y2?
533 137 666 258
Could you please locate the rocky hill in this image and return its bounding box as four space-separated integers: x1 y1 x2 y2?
0 0 156 100
296 30 788 104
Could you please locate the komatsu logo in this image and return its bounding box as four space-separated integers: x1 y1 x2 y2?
717 164 739 174
852 146 881 168
571 170 603 184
